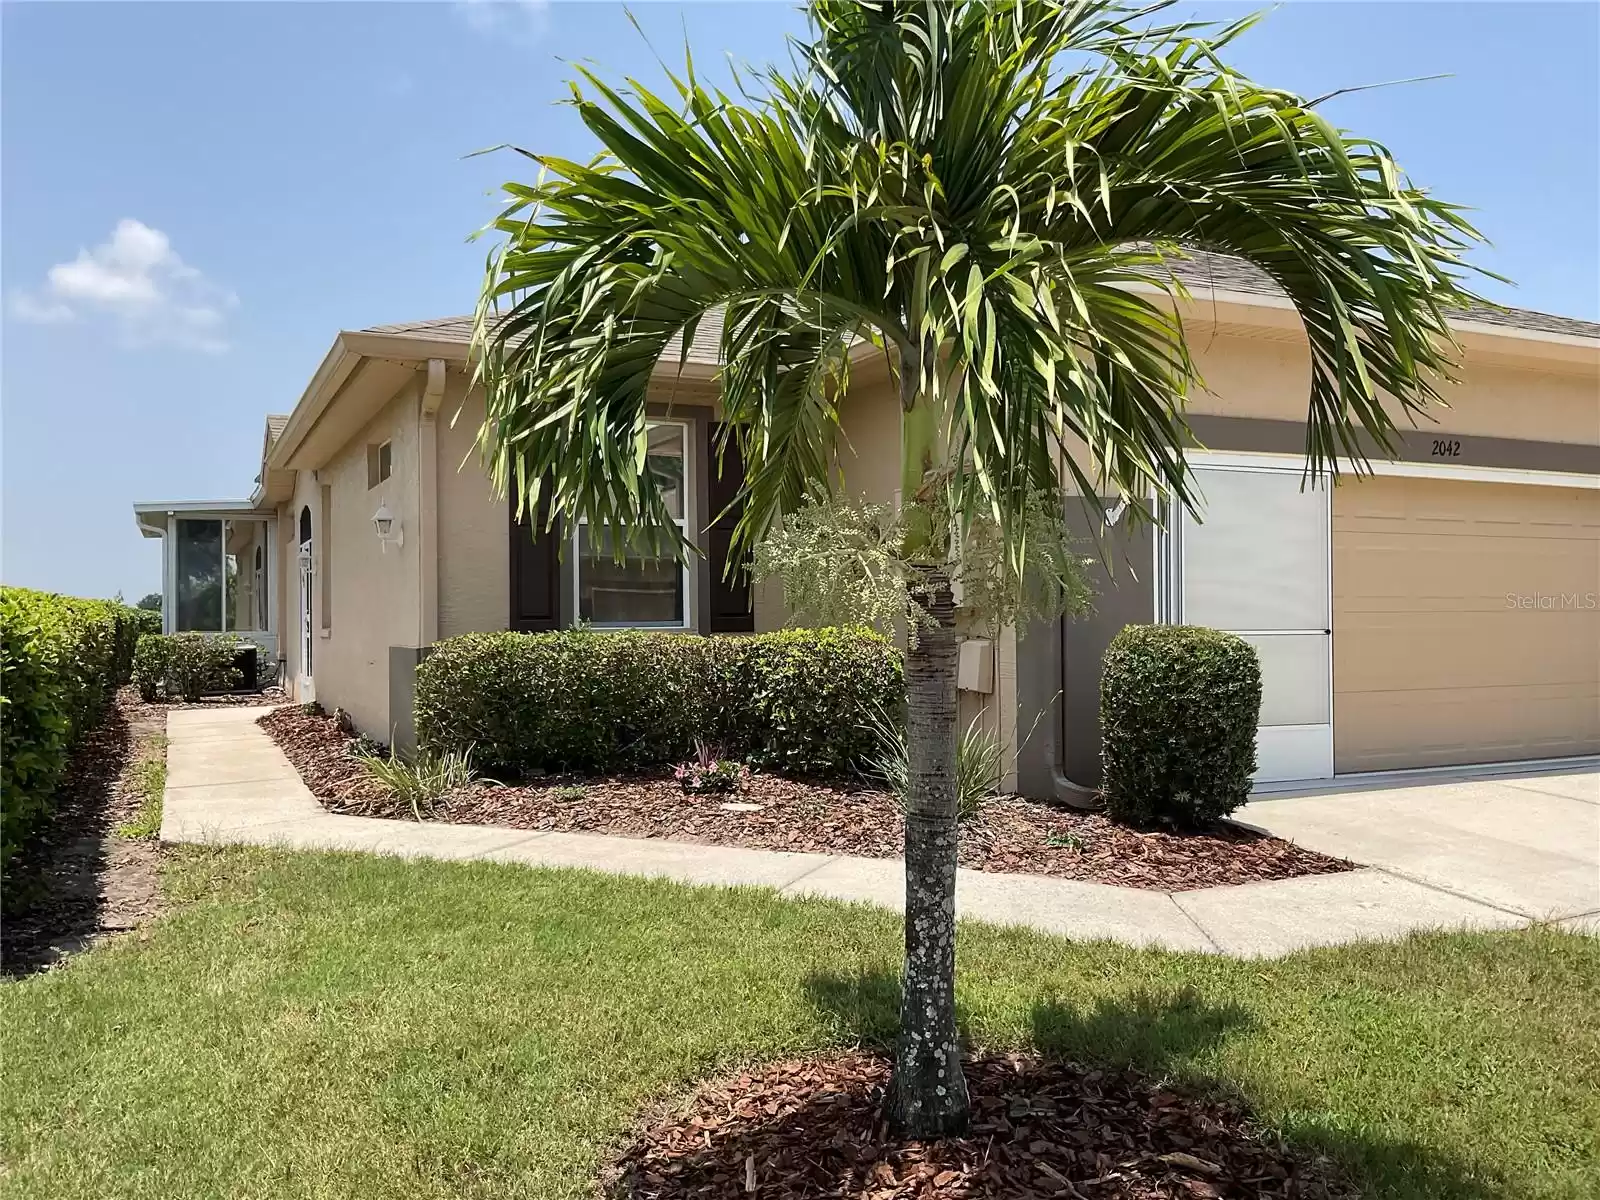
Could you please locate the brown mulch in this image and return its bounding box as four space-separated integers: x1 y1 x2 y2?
1 688 165 976
602 1051 1357 1199
258 704 393 809
168 685 287 709
2 685 286 977
257 707 1353 892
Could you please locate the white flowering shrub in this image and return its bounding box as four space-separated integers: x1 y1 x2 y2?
752 490 1094 639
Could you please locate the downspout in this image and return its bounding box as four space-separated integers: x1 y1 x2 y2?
417 358 445 647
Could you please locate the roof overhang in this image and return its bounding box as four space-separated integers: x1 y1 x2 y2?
254 287 1594 493
1133 283 1600 372
264 325 749 477
132 498 273 539
265 332 443 474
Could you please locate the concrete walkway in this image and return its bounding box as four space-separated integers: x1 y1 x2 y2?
162 707 1598 958
1240 768 1600 933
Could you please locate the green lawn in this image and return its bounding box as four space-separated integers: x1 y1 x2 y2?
3 847 1596 1200
114 733 166 840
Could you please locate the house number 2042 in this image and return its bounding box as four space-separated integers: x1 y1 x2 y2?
1430 438 1463 458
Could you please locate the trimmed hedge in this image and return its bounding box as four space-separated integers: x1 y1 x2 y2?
1100 624 1262 827
132 633 244 702
415 627 903 777
131 608 162 640
0 587 147 864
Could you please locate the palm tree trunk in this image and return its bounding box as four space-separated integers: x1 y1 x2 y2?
890 571 970 1136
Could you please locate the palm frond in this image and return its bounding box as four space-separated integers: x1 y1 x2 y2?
473 0 1489 588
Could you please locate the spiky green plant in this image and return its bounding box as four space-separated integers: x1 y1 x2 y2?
870 704 1004 825
355 746 478 821
471 0 1488 1133
863 705 1006 822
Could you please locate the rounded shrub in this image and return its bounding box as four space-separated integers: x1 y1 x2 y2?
414 627 902 779
131 633 242 702
1099 624 1262 828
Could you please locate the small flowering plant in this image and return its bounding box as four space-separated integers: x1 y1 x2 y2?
674 740 751 794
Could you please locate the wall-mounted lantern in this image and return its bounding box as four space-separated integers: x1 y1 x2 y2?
372 504 403 552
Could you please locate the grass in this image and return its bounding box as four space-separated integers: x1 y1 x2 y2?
2 847 1596 1200
113 734 166 840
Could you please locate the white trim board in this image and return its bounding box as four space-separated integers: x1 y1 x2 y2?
1188 449 1598 490
1251 754 1600 797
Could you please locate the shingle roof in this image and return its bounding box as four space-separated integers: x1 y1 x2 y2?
1164 250 1600 340
362 255 1597 354
363 314 477 342
361 309 728 364
265 414 290 445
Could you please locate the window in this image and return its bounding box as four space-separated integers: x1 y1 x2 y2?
367 440 392 488
223 520 265 633
175 519 223 632
574 421 689 627
173 517 271 633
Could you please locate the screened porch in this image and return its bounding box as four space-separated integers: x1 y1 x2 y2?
133 500 280 675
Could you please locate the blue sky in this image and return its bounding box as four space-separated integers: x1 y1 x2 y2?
4 1 1596 600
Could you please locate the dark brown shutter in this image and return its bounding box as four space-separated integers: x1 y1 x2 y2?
509 493 562 631
705 422 754 633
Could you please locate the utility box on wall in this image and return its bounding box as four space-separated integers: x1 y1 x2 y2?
956 638 994 693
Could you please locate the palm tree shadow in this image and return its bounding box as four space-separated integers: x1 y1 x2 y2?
800 967 1505 1199
803 966 1253 1071
1027 985 1254 1066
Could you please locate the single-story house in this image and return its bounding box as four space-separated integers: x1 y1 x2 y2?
134 253 1600 796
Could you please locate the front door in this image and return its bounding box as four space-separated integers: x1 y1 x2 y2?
298 539 315 701
1176 462 1333 783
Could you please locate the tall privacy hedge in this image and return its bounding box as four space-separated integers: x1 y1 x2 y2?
416 627 903 777
0 587 149 863
1100 624 1262 828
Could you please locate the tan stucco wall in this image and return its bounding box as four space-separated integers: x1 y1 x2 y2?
834 365 905 506
751 365 903 635
437 379 510 640
1184 328 1600 447
279 380 423 736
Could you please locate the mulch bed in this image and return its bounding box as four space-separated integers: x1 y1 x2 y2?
1 688 164 976
257 706 1353 892
602 1051 1356 1199
3 686 288 977
169 685 288 709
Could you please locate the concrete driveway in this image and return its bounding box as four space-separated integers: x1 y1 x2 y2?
1241 765 1600 929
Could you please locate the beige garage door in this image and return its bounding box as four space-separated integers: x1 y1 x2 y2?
1334 476 1600 773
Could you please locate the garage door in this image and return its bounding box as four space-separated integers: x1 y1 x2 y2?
1333 476 1600 772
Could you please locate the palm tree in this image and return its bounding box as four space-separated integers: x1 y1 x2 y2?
472 0 1485 1136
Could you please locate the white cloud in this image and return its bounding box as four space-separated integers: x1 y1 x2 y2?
455 0 550 43
7 291 75 324
8 219 236 352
